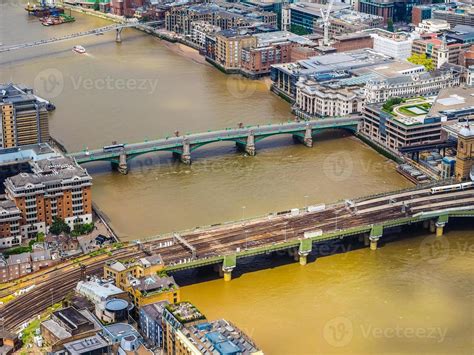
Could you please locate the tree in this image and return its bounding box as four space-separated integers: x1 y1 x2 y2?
71 223 95 236
49 217 71 235
387 19 394 32
407 53 435 71
93 0 100 11
290 24 311 36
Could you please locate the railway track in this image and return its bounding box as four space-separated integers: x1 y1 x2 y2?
1 186 472 331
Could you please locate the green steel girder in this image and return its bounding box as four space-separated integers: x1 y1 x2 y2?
299 238 312 253
223 254 237 269
163 209 474 273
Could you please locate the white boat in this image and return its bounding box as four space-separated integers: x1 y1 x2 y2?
72 45 86 54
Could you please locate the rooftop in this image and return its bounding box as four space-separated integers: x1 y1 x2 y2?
184 319 261 355
289 2 351 17
253 31 316 47
141 300 169 320
63 334 109 354
133 275 178 294
166 302 206 325
0 143 60 166
53 307 93 330
5 156 91 189
429 86 474 118
76 279 125 303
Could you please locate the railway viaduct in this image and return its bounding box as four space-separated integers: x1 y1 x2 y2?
68 117 360 174
1 182 472 331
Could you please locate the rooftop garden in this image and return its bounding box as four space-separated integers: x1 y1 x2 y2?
166 302 206 324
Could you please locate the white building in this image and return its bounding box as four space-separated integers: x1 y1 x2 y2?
294 79 364 119
415 19 450 34
190 21 220 48
367 29 417 60
365 70 461 104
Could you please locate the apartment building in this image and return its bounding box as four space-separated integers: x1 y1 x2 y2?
0 83 50 148
177 319 263 355
361 98 443 153
294 79 364 119
190 21 220 48
240 31 317 77
215 29 257 70
161 302 207 355
165 2 276 36
4 156 92 238
0 200 21 248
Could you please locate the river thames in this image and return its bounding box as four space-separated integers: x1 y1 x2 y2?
0 2 472 353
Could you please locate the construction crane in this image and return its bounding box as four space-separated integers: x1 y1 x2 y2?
320 0 335 46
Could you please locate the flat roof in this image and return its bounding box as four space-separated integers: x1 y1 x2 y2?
429 86 474 117
63 334 109 354
0 143 59 166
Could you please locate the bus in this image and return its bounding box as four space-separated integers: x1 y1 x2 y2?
103 143 125 152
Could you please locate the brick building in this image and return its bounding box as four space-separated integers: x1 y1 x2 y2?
4 156 92 239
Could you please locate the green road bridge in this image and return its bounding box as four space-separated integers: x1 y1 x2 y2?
3 182 473 330
68 117 361 174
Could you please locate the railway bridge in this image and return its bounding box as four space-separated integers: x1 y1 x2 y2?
2 182 472 331
68 117 361 174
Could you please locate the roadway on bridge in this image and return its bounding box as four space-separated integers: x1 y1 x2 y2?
2 184 473 331
69 117 361 163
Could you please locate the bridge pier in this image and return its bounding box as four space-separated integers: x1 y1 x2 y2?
174 140 192 164
292 124 313 148
221 255 236 282
116 28 123 43
118 152 128 175
298 239 312 265
436 222 446 237
369 225 383 251
245 132 256 156
303 124 313 147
